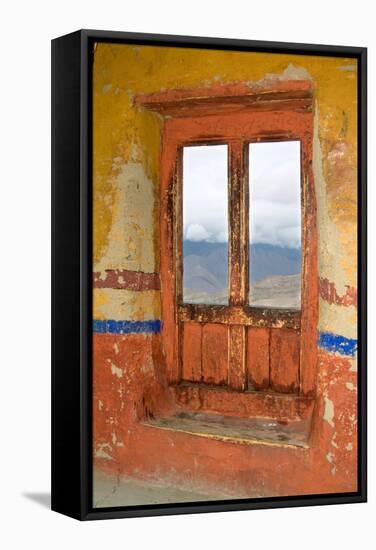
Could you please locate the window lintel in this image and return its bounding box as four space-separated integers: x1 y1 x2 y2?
134 80 313 118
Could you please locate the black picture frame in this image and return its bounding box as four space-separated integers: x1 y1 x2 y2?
51 29 367 521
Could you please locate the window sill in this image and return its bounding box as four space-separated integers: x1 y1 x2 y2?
142 411 310 450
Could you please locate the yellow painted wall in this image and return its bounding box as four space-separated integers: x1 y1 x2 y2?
93 43 357 330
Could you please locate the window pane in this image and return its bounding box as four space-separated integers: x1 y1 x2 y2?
249 141 301 309
182 145 228 304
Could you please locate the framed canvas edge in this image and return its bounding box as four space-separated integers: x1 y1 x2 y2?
51 29 367 521
52 29 83 520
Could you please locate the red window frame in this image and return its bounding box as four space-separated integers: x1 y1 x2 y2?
136 80 318 399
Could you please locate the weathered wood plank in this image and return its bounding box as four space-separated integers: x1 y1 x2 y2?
228 325 246 390
202 324 228 385
143 411 311 449
174 151 184 383
138 98 312 118
179 303 300 329
173 383 314 422
248 328 270 390
270 329 300 393
160 138 180 383
300 161 318 396
229 141 247 306
175 148 183 304
134 80 313 118
182 323 202 382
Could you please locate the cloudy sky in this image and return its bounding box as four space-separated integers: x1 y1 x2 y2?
183 141 301 249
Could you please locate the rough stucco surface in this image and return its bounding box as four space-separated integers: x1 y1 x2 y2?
92 43 358 502
94 288 160 321
94 162 157 273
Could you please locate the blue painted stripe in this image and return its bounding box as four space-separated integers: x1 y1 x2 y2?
318 331 357 357
93 319 161 334
93 321 357 357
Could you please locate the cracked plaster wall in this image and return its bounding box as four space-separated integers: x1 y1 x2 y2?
92 43 358 496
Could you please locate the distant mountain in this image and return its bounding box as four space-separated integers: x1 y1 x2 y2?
184 274 301 308
249 243 301 282
182 241 301 295
183 241 228 294
250 273 301 308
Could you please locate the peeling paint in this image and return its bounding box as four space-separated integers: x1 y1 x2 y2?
109 361 123 379
94 319 161 334
94 162 157 273
318 331 357 357
338 64 357 72
313 107 356 295
319 300 357 340
93 288 160 321
92 44 358 499
93 269 160 290
95 444 113 460
265 63 312 82
323 397 335 427
349 359 358 372
102 83 112 94
319 277 357 307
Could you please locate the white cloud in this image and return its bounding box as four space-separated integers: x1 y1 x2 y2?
183 145 228 244
183 141 302 249
185 223 212 241
215 230 228 243
249 141 301 248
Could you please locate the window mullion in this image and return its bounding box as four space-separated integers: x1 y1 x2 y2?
228 140 248 391
228 140 248 306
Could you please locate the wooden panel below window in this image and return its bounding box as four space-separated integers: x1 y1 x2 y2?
228 325 246 390
182 323 202 382
173 383 315 422
202 324 228 385
270 329 300 393
247 328 270 390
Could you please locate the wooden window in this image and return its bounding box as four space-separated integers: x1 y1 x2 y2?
136 80 318 399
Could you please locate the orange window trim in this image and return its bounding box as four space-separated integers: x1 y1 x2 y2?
135 81 318 397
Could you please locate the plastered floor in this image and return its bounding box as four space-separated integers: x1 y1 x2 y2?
93 470 233 507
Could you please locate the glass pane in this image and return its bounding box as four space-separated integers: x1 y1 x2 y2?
249 141 301 309
182 145 228 304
